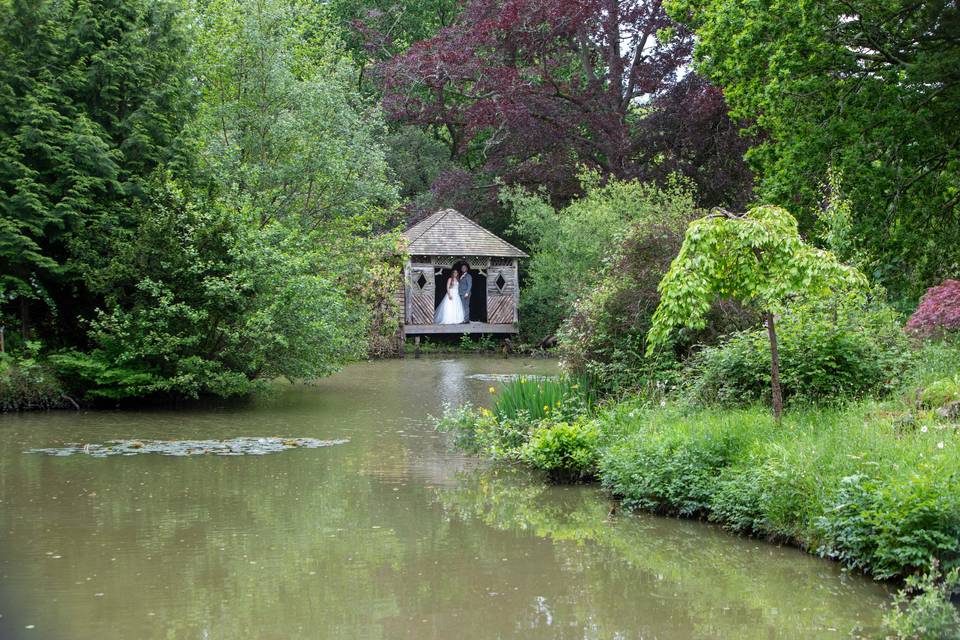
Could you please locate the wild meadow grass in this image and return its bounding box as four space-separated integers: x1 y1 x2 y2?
598 388 960 580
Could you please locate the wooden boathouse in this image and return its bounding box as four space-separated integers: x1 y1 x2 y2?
401 209 528 337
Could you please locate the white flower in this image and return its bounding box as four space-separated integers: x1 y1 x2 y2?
921 425 928 433
937 442 945 449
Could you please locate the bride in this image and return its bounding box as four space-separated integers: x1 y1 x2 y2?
434 269 465 324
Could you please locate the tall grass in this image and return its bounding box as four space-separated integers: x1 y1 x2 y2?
493 373 598 422
598 395 960 580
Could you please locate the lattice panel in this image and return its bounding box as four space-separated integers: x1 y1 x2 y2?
487 295 516 324
411 256 492 268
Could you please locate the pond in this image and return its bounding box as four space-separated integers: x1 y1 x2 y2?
0 357 889 639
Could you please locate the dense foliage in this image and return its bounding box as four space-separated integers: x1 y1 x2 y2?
0 343 67 411
668 0 960 302
687 302 912 406
885 562 960 640
377 0 752 219
0 0 194 343
51 178 371 400
507 173 698 340
600 397 960 580
647 205 865 416
520 420 601 482
0 0 399 404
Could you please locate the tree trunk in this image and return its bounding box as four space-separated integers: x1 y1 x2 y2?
765 311 783 421
20 297 30 341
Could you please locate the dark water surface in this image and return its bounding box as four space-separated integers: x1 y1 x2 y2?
0 357 888 639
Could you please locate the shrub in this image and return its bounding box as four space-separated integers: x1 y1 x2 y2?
493 374 597 423
710 464 767 534
435 404 533 461
504 172 700 341
520 420 601 482
907 279 960 339
816 468 960 579
686 303 912 406
599 409 771 517
595 392 960 581
58 178 369 401
920 376 960 408
884 561 960 640
0 350 67 411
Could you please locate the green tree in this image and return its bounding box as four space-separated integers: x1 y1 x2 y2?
325 0 458 92
0 0 195 341
647 205 864 418
668 0 960 302
54 176 370 400
192 0 397 235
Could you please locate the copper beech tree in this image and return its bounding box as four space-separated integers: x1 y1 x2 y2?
376 0 753 207
647 205 865 419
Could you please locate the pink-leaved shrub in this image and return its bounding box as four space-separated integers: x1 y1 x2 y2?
906 279 960 338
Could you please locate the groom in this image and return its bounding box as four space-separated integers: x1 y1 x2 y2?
459 262 472 323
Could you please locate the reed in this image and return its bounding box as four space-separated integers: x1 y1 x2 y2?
493 373 597 422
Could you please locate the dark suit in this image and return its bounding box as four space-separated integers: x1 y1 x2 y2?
459 272 472 322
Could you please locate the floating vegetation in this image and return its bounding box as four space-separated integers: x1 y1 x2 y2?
465 374 555 383
25 437 349 458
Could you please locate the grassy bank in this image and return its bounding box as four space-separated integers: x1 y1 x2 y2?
599 402 959 579
437 339 960 636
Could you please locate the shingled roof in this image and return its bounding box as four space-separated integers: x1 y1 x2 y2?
403 209 528 258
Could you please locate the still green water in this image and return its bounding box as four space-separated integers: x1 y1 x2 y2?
0 357 889 639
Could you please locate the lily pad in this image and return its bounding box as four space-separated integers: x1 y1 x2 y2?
25 437 349 457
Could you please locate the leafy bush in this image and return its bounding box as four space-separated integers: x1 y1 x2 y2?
816 468 960 579
504 172 699 341
558 208 755 392
435 404 533 461
493 374 597 423
920 376 960 408
686 302 912 406
0 346 67 411
520 420 601 482
907 279 960 339
600 408 771 517
595 371 960 581
61 178 369 401
884 561 960 640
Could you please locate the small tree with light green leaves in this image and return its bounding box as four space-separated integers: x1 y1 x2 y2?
647 205 866 419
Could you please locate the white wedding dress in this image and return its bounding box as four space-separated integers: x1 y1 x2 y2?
434 278 465 324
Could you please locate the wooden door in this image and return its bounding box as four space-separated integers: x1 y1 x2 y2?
486 265 516 324
409 266 435 324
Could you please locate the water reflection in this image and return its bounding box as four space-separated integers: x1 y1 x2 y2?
435 358 472 408
435 466 891 639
